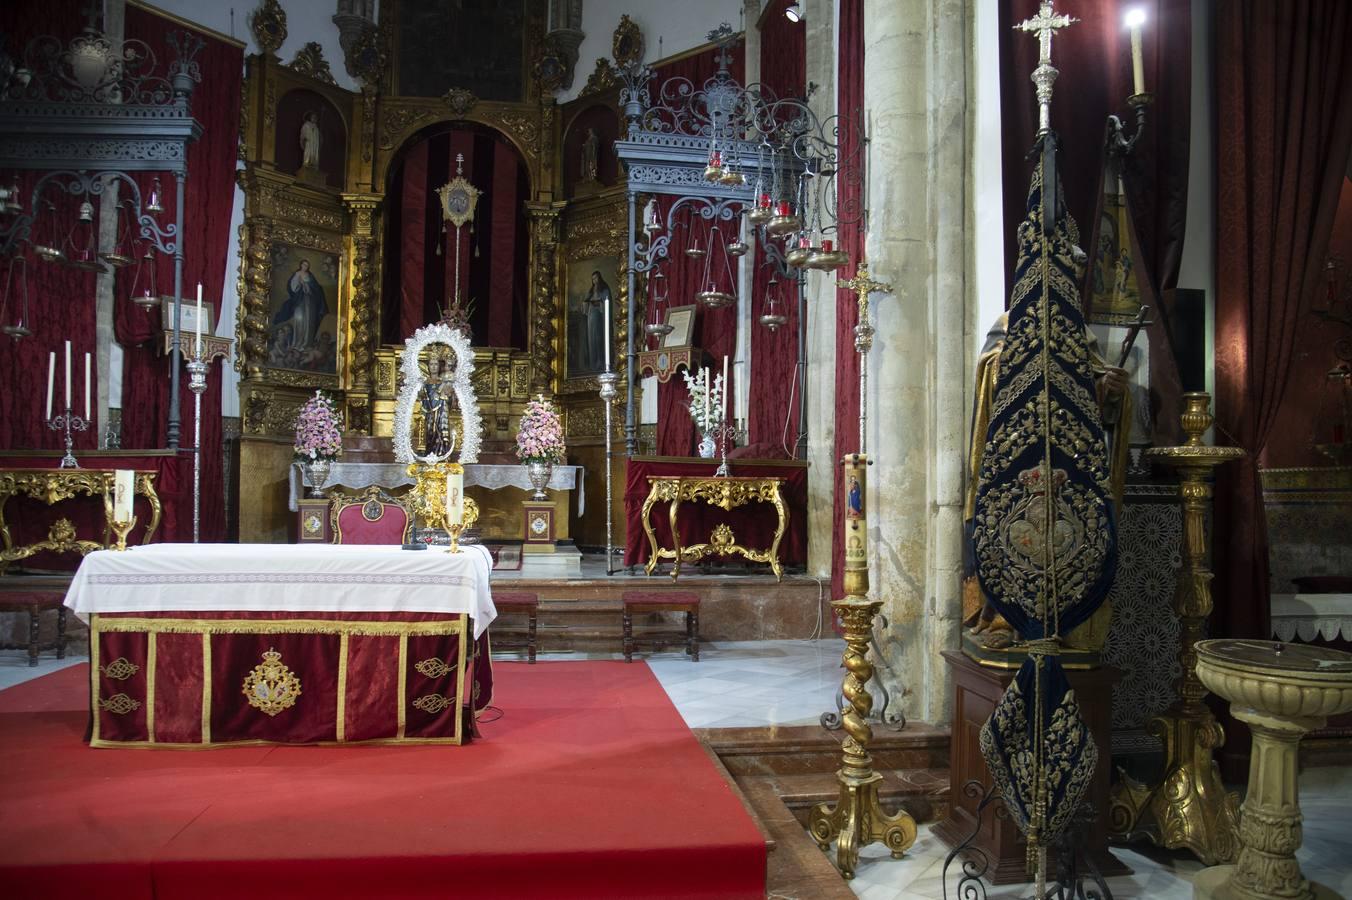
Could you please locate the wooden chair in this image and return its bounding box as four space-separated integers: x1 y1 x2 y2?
490 592 540 663
330 487 411 545
621 591 701 662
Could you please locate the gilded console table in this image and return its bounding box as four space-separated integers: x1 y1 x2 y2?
640 475 788 582
0 469 162 566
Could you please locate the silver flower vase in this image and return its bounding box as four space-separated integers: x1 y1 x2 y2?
526 460 552 500
304 459 332 498
698 432 717 459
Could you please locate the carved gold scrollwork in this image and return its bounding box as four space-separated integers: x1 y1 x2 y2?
288 41 336 85
379 104 434 151
582 58 619 95
527 203 565 394
640 476 788 582
249 0 287 57
0 470 162 567
237 215 273 378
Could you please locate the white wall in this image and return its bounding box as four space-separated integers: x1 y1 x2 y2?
971 0 1004 356
559 0 745 102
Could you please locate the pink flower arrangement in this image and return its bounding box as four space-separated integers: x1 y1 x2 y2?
293 390 343 461
516 395 566 464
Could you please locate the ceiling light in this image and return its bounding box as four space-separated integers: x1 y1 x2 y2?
785 3 803 24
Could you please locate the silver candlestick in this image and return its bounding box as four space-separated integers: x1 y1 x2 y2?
711 418 741 478
47 406 90 469
187 350 209 543
599 370 618 575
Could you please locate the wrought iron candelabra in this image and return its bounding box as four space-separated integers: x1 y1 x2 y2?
47 405 89 469
1106 92 1153 159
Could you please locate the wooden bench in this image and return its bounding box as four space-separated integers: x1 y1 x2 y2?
490 592 540 663
621 591 700 663
0 574 71 666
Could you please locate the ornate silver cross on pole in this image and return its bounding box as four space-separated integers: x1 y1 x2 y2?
1016 1 1078 135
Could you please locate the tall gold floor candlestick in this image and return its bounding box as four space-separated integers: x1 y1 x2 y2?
1108 392 1244 864
808 454 917 879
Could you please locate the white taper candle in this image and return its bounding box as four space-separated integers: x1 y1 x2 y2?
84 352 90 420
45 352 54 420
195 282 203 356
64 340 71 409
114 469 134 524
1126 9 1146 95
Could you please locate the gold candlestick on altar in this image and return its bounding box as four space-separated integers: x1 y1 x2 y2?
109 516 136 551
1107 392 1244 864
808 453 916 879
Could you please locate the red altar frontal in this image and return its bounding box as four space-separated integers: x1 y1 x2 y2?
66 543 497 748
90 611 479 748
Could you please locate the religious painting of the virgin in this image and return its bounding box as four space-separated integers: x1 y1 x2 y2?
266 241 341 375
565 255 618 379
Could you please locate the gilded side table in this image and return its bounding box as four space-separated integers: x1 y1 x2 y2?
639 475 788 582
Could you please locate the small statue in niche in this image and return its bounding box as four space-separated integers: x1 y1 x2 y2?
420 347 459 458
580 127 599 183
300 111 321 170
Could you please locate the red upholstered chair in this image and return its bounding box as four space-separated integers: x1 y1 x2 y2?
330 487 411 545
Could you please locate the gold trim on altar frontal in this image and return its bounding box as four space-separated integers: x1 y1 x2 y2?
92 617 466 638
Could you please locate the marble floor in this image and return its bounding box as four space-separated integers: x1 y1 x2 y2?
5 640 1352 900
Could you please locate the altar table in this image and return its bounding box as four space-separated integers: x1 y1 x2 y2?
624 456 808 570
64 543 496 748
289 461 586 514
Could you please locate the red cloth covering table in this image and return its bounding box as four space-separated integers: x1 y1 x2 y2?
623 456 808 569
64 543 497 748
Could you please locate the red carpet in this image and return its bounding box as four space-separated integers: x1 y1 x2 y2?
0 661 765 899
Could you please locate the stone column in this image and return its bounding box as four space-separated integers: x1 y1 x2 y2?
862 0 970 723
802 0 838 578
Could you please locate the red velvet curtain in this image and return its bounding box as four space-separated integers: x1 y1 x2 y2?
829 0 865 602
382 125 527 347
0 1 97 452
1212 0 1352 654
113 6 243 543
747 0 805 452
652 44 745 457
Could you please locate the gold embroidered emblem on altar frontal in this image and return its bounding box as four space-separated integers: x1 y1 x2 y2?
99 693 141 715
411 693 454 714
242 647 302 716
100 657 140 681
414 657 452 678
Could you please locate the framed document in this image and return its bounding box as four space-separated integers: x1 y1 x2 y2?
663 305 696 348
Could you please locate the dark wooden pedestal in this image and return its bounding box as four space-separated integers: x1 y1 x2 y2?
931 650 1130 884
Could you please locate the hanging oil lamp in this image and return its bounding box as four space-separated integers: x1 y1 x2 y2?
32 199 65 263
759 277 787 331
132 241 159 310
746 192 774 227
0 254 31 339
784 233 812 268
765 200 800 238
696 227 736 309
99 200 135 267
1 182 21 215
704 147 724 183
805 237 849 270
61 200 105 272
145 176 164 214
718 150 745 186
644 269 673 337
726 223 749 258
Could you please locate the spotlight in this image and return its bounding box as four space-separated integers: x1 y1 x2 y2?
1124 8 1146 29
785 3 803 24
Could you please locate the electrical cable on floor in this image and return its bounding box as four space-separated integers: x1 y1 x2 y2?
477 705 504 724
798 575 825 642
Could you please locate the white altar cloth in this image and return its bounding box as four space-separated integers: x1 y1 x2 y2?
289 462 586 515
64 543 497 638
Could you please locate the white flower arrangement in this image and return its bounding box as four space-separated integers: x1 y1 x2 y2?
393 322 482 464
682 367 725 434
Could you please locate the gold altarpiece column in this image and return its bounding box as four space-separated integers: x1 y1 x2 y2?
233 0 633 544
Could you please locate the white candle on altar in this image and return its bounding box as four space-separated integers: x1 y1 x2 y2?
603 290 612 369
722 355 729 424
703 366 710 428
45 352 54 420
445 470 464 526
113 469 134 524
1125 8 1146 95
194 282 203 356
84 352 90 420
64 340 71 410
